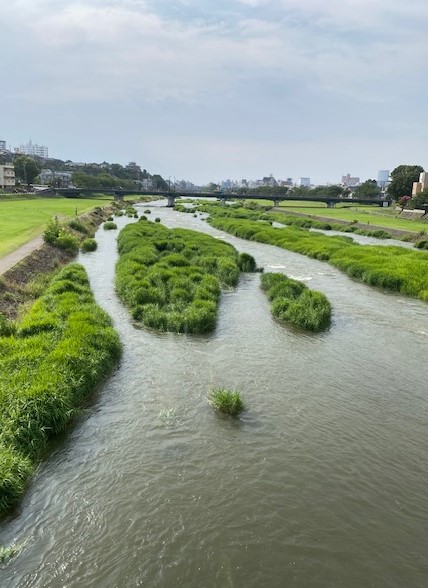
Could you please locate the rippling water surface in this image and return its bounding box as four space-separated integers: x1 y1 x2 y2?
1 202 428 587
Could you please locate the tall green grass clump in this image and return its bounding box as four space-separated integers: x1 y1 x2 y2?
68 218 89 234
210 388 245 416
0 264 121 515
0 542 25 564
116 219 257 333
261 273 332 332
43 217 80 252
104 221 117 230
238 252 259 272
415 240 428 250
203 205 428 303
81 238 98 252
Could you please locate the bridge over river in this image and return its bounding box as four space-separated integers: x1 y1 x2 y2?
55 188 391 208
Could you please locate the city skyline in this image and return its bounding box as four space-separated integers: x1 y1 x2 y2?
1 1 427 185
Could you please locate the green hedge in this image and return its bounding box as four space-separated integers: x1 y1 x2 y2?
0 264 121 515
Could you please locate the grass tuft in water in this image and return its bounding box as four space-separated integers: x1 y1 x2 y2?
0 542 25 564
261 273 332 332
81 238 97 252
210 388 245 416
103 221 117 230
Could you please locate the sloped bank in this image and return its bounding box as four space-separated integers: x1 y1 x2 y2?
0 264 122 516
0 205 115 320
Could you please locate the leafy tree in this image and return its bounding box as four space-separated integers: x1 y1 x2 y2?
206 182 220 193
14 156 41 185
110 163 129 179
388 165 424 200
289 186 313 198
151 174 169 190
353 179 381 200
72 172 135 190
411 190 428 209
314 185 343 198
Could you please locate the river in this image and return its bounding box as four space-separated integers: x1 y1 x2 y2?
1 202 427 587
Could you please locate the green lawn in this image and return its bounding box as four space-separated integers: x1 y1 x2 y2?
0 197 111 258
273 202 428 233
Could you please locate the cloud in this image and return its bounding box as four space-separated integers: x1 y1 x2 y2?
3 0 427 108
2 0 427 182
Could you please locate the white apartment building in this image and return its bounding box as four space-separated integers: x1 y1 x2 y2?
0 164 16 190
15 139 49 158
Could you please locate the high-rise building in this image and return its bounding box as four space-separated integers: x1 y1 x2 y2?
14 139 49 158
299 177 310 187
0 139 6 151
377 170 389 189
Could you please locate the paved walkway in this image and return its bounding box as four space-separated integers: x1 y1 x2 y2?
0 236 44 276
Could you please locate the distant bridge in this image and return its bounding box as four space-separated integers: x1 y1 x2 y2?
55 188 391 209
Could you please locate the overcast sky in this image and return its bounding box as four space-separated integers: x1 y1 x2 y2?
2 0 427 185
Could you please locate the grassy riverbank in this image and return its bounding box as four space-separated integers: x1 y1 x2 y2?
116 218 256 333
266 211 393 239
0 196 115 258
203 207 428 302
232 200 428 234
276 202 428 233
0 264 121 515
0 205 114 320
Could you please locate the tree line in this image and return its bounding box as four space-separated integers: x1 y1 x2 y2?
4 155 168 191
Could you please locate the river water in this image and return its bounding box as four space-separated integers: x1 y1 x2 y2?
1 202 428 588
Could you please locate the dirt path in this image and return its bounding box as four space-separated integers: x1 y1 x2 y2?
0 236 45 276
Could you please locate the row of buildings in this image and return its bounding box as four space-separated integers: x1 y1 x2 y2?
220 171 390 192
341 170 390 189
0 138 49 158
220 175 309 190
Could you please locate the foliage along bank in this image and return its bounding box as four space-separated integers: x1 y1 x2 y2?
0 264 122 515
202 206 428 302
116 218 257 333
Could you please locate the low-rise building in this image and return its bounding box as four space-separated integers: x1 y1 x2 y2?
0 164 16 190
342 173 360 187
39 169 73 187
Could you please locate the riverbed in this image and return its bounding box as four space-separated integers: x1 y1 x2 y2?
1 202 427 587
